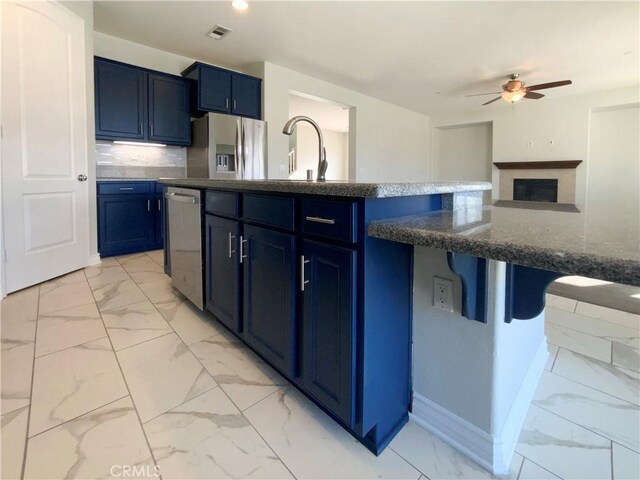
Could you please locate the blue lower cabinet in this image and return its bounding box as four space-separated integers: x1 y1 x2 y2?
98 181 164 258
301 240 356 427
242 224 296 378
98 195 155 257
205 215 241 333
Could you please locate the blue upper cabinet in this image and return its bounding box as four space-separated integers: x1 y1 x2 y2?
95 57 191 146
198 66 232 113
94 59 146 140
148 73 190 145
182 62 262 119
231 74 261 119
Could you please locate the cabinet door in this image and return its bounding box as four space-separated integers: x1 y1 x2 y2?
198 65 231 113
98 195 154 257
242 225 296 377
232 74 261 119
148 73 191 145
301 240 356 427
95 59 146 140
205 215 241 333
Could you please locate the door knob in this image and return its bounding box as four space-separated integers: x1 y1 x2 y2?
77 174 87 182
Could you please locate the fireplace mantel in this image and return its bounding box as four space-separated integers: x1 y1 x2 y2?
494 160 582 170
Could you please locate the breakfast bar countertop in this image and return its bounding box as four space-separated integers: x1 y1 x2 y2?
368 200 640 286
158 178 492 198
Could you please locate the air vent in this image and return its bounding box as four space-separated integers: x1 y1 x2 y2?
207 25 232 40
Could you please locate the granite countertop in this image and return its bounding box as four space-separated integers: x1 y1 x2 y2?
368 201 640 286
158 178 491 198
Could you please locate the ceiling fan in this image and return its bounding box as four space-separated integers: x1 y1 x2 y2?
466 74 572 106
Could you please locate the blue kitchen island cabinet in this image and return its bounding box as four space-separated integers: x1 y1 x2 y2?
160 178 490 455
98 181 164 257
205 215 241 333
242 224 296 378
301 240 356 427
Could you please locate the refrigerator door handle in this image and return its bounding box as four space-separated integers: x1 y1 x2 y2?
235 119 242 179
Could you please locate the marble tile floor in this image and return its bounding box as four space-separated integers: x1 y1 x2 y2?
1 256 638 480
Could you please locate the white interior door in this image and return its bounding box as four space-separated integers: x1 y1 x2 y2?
1 1 90 293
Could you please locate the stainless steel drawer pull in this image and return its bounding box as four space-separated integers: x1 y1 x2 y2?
300 255 310 292
225 98 229 109
158 199 161 211
233 99 237 111
305 216 335 225
119 187 134 191
228 232 237 259
147 199 151 211
239 236 248 263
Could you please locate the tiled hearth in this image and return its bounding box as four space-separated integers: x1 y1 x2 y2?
1 251 638 479
495 161 582 204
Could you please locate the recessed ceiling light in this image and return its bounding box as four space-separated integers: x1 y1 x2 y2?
231 0 249 10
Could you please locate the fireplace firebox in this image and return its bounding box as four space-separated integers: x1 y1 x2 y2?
513 179 558 203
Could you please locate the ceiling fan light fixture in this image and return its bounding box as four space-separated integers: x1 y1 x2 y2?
502 91 525 103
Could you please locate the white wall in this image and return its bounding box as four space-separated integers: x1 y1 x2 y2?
433 122 493 202
412 247 546 472
429 86 640 204
586 104 640 249
291 125 348 181
263 62 429 181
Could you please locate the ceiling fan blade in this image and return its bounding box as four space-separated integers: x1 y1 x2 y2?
465 92 502 97
527 80 572 91
524 91 545 99
482 96 502 106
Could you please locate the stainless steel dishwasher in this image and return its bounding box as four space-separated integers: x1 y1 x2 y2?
165 187 203 310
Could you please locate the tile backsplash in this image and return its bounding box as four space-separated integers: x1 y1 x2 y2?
96 140 187 179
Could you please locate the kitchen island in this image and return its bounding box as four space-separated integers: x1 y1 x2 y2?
159 177 490 456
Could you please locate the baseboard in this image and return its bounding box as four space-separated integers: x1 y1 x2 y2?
87 253 101 266
410 339 548 475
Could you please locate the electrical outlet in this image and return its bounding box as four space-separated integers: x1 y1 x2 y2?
433 276 453 312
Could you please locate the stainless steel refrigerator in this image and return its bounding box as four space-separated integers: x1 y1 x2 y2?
187 113 267 179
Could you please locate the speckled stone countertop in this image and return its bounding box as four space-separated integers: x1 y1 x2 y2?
158 178 491 198
368 201 640 286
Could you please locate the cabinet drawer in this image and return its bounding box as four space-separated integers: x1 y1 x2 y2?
205 190 239 217
243 194 295 230
98 182 152 195
302 198 357 243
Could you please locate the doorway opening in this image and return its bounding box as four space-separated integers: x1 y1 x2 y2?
288 92 350 181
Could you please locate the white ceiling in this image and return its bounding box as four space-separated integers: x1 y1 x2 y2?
94 1 640 115
289 93 350 132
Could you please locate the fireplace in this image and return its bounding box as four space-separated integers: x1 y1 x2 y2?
494 160 582 204
513 179 558 202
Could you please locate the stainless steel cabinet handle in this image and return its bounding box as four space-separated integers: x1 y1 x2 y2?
233 99 237 111
147 199 151 211
150 124 154 137
228 232 237 258
77 174 87 182
239 236 248 263
140 123 143 134
305 216 335 225
119 187 134 191
157 199 161 211
225 98 229 109
164 192 200 204
300 255 310 292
